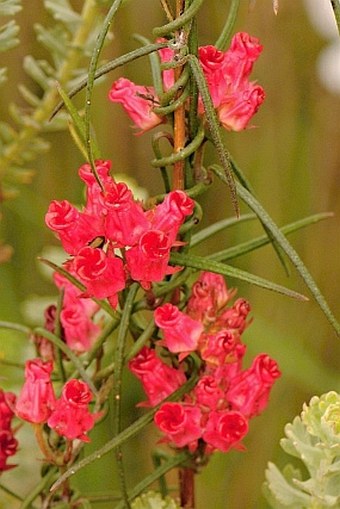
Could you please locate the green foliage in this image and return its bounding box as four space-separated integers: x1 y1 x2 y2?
131 491 182 509
0 0 21 85
264 392 340 508
0 0 111 195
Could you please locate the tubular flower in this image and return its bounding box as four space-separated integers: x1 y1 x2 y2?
16 359 56 424
108 78 163 133
128 347 186 407
154 303 204 355
72 246 126 305
154 402 203 450
125 230 179 289
109 32 264 133
226 354 281 418
47 379 98 442
202 410 249 453
0 390 18 472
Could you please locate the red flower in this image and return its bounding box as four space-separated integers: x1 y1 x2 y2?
128 347 186 407
187 271 236 323
125 230 179 289
73 246 125 304
45 200 99 255
202 410 248 452
0 390 18 472
16 359 56 424
226 354 281 417
47 379 98 442
154 303 204 355
101 181 149 247
108 78 163 133
217 84 265 131
154 402 202 450
150 190 195 244
0 430 18 471
199 329 241 367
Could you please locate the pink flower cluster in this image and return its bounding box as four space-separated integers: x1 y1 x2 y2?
108 32 265 133
0 390 18 472
129 272 281 453
44 160 194 352
15 358 98 442
46 159 194 295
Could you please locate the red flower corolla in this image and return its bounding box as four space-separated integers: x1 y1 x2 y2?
16 359 56 424
47 379 97 442
226 354 281 418
100 181 149 246
128 347 186 407
199 329 240 367
217 297 251 333
60 303 101 353
108 78 163 133
217 84 265 131
79 159 113 219
54 271 102 352
45 200 98 255
191 375 225 411
125 230 179 289
187 271 236 323
224 31 263 85
0 430 18 472
154 402 202 450
199 45 229 107
199 33 264 130
0 390 18 472
73 246 125 306
149 190 195 244
154 303 204 355
0 390 16 430
202 410 249 452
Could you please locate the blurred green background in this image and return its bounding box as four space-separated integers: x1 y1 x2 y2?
0 0 339 508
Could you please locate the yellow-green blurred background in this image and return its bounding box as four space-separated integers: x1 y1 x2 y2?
0 1 339 508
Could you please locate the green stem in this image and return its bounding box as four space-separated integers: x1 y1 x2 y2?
113 283 139 509
115 451 190 509
215 0 240 50
153 0 205 37
0 320 31 335
20 467 58 509
85 0 123 184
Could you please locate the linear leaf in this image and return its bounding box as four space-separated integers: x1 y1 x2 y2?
170 252 307 301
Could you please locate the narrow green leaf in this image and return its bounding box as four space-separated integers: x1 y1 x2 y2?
55 82 101 159
215 0 240 50
170 251 308 301
153 0 205 37
0 320 31 335
113 284 139 508
211 212 334 262
84 0 124 181
133 34 164 98
210 165 340 336
50 371 199 492
190 213 256 247
51 42 169 119
187 55 238 214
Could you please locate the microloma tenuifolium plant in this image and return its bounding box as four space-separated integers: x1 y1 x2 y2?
0 1 339 509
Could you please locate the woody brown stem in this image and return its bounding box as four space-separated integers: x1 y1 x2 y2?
179 466 195 508
173 0 186 190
